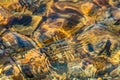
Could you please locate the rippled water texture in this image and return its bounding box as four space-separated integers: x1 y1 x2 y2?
0 0 120 80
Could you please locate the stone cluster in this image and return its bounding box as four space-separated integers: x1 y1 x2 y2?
0 0 120 80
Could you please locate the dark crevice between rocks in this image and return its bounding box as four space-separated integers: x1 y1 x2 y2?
11 15 32 26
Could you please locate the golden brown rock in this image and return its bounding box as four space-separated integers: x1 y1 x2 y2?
19 49 51 79
0 5 13 26
80 2 95 16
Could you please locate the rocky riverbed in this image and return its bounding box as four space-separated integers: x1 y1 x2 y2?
0 0 120 80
